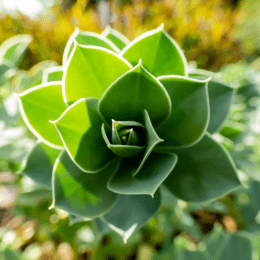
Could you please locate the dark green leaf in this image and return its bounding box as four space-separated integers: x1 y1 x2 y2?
108 152 178 196
156 76 210 147
99 61 171 127
190 69 235 134
52 150 118 219
20 141 61 189
52 98 114 172
159 133 241 202
100 190 161 243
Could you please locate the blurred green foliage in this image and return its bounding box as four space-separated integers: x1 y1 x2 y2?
0 0 243 70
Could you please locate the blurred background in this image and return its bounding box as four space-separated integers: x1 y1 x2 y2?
1 0 260 259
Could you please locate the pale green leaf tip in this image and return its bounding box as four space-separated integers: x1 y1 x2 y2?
159 23 164 31
48 203 55 210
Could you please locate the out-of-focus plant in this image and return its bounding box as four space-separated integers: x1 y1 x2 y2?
0 0 242 70
16 25 240 244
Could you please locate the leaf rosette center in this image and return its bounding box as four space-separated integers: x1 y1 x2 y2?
102 119 146 158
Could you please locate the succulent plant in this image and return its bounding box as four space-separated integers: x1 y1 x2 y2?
17 25 240 242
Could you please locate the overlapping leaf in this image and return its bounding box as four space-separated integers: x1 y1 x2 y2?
159 133 241 202
52 97 113 172
190 69 235 134
121 24 187 77
155 76 210 147
52 150 118 219
63 43 132 105
100 190 161 243
63 28 120 64
99 61 171 127
102 26 130 50
42 66 63 83
108 152 177 196
17 82 67 148
20 141 60 189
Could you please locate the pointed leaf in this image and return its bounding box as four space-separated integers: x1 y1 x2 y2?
102 124 144 158
100 190 161 243
0 34 32 66
63 28 120 64
190 69 235 134
112 120 122 145
102 26 130 50
20 141 61 189
133 110 163 176
52 98 114 172
159 132 241 202
99 61 171 127
18 82 67 149
93 218 111 235
63 43 132 105
108 152 178 196
121 24 187 77
52 150 118 219
69 214 90 225
42 66 63 83
156 76 210 148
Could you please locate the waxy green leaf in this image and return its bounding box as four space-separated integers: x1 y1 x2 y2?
121 24 187 77
18 82 67 149
99 61 171 127
156 76 210 147
42 66 63 83
100 190 161 243
0 34 32 66
52 98 113 172
207 79 235 133
64 43 132 105
20 141 61 189
108 152 177 196
63 28 120 64
133 110 164 176
102 26 130 50
190 69 235 134
159 133 241 202
52 150 118 219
